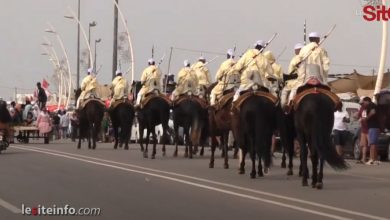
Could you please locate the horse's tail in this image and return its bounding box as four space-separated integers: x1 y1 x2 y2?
311 115 348 170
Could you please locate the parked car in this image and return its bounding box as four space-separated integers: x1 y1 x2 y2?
335 101 390 161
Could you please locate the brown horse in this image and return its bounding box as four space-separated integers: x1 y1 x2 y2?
208 90 238 169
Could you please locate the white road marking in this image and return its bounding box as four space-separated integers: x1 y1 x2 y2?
13 145 390 220
0 198 21 214
11 145 352 220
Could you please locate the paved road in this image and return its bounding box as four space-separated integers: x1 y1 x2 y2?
0 140 389 220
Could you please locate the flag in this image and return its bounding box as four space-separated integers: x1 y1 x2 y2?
42 79 49 89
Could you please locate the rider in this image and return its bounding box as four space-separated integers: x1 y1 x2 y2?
233 40 274 102
77 68 99 109
263 50 283 96
288 32 330 105
135 58 162 109
171 60 199 101
210 49 237 107
109 69 129 107
280 43 303 109
191 56 211 94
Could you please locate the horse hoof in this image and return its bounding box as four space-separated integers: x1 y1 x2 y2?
250 172 256 179
302 180 309 187
124 146 129 150
316 183 323 190
77 146 80 149
162 152 166 157
281 163 287 169
209 163 214 168
258 172 264 177
233 154 238 159
173 152 178 157
311 182 316 188
151 155 155 159
114 146 118 149
189 155 193 159
238 169 245 174
184 153 188 158
263 167 270 175
286 170 293 176
224 164 229 169
143 153 148 158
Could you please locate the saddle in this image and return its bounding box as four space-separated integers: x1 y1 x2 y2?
174 95 208 109
292 86 341 111
79 98 105 109
214 92 235 111
232 90 279 112
141 93 172 109
110 98 132 110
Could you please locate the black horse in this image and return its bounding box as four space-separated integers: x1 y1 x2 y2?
375 91 390 131
132 81 171 159
109 101 135 150
232 94 277 178
294 93 348 189
75 88 105 149
173 96 208 159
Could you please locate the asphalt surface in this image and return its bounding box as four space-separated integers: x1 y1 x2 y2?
0 140 389 220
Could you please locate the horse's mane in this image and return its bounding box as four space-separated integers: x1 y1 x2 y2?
0 104 12 123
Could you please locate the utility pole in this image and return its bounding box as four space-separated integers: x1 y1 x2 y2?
112 0 119 79
76 0 81 89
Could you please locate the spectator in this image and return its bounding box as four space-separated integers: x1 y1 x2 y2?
52 112 61 139
101 112 110 143
36 82 47 110
356 97 370 163
23 100 32 121
59 110 70 139
364 98 380 165
70 111 79 142
333 104 350 156
36 108 52 138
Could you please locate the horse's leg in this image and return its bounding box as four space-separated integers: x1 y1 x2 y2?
209 135 218 168
249 136 257 179
287 137 295 176
298 135 309 187
316 157 325 190
223 132 229 169
173 125 179 157
88 124 92 149
113 125 119 149
311 149 319 188
184 127 190 158
144 129 151 158
151 129 157 159
238 147 247 174
139 124 145 153
161 123 168 157
77 134 81 149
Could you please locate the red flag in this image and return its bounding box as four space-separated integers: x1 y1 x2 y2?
42 79 49 89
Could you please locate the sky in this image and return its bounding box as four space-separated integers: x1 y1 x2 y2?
0 0 388 100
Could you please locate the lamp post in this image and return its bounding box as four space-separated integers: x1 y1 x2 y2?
45 23 73 108
64 7 93 70
374 0 388 100
112 0 135 82
88 21 97 68
41 45 63 108
94 38 101 72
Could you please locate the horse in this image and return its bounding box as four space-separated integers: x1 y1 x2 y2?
375 90 390 130
208 82 239 169
75 88 105 149
231 87 278 178
132 81 171 159
172 95 208 159
109 100 135 150
294 84 348 189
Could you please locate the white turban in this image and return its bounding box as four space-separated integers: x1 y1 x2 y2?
87 68 93 73
148 58 155 64
254 40 266 47
198 56 205 61
227 49 234 56
115 69 122 75
294 43 304 50
309 32 320 38
183 60 190 67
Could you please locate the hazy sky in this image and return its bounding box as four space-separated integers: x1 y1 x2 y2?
0 0 388 99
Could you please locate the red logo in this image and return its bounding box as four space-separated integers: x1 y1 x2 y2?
363 4 390 21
